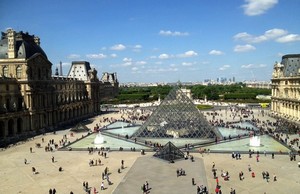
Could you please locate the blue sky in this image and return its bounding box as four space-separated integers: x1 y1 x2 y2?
1 0 300 83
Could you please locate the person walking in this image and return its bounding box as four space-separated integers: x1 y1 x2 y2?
101 182 105 190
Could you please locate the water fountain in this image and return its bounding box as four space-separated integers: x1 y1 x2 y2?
94 132 105 146
249 136 261 147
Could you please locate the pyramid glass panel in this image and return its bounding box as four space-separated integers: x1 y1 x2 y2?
133 86 222 139
153 141 185 161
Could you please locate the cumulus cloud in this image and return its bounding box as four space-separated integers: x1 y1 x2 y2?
178 50 198 58
241 64 267 68
67 54 81 59
123 57 132 62
182 62 194 66
276 34 300 43
110 44 126 50
133 45 142 49
219 65 230 71
209 50 224 55
234 28 288 43
56 62 71 67
242 0 278 16
147 67 178 73
158 53 170 59
159 30 189 36
131 67 138 71
86 53 107 59
136 61 147 65
110 53 117 58
234 44 256 52
149 56 157 59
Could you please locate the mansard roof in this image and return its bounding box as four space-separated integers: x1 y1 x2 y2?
0 30 47 59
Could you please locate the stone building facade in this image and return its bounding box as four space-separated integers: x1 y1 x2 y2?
0 29 118 145
271 54 300 126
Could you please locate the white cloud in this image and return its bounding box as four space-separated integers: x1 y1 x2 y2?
149 56 157 59
209 50 224 55
276 34 300 43
57 62 71 67
159 30 189 36
123 57 132 62
242 0 278 16
131 67 138 71
241 64 267 68
110 44 126 51
182 62 193 66
219 65 230 71
133 45 142 49
158 53 170 59
122 62 132 67
86 53 107 59
241 64 254 68
147 67 178 73
234 28 288 43
136 61 147 65
178 50 198 58
67 54 81 59
110 53 117 58
234 44 256 52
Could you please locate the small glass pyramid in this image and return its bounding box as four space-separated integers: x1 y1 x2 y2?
153 141 185 161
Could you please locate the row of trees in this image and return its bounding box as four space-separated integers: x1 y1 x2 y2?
105 83 271 104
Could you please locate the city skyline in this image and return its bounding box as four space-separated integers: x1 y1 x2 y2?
1 0 300 83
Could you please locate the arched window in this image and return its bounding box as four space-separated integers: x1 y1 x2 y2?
3 66 8 77
16 66 22 79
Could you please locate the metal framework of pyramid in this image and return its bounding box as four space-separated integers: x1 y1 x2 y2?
153 141 185 161
133 86 222 139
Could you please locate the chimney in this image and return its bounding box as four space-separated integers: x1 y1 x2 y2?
60 61 63 76
34 36 40 46
7 29 16 58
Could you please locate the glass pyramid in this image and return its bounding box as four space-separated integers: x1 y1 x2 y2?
153 141 185 161
133 86 222 139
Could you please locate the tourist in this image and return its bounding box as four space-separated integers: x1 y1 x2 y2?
24 158 27 165
52 156 55 163
121 159 124 169
52 188 56 194
101 182 105 190
230 188 236 194
145 181 149 190
32 167 36 174
49 188 52 194
30 147 32 153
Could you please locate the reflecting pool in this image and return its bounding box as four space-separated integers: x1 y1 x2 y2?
68 121 291 153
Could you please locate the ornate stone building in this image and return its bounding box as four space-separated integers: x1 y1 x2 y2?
0 29 118 145
271 54 300 125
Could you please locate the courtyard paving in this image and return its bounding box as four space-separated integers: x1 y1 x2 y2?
0 109 299 194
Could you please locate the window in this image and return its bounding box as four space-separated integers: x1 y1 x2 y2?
3 66 8 77
16 66 22 79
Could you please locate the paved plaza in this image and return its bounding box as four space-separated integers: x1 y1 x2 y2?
0 109 299 194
